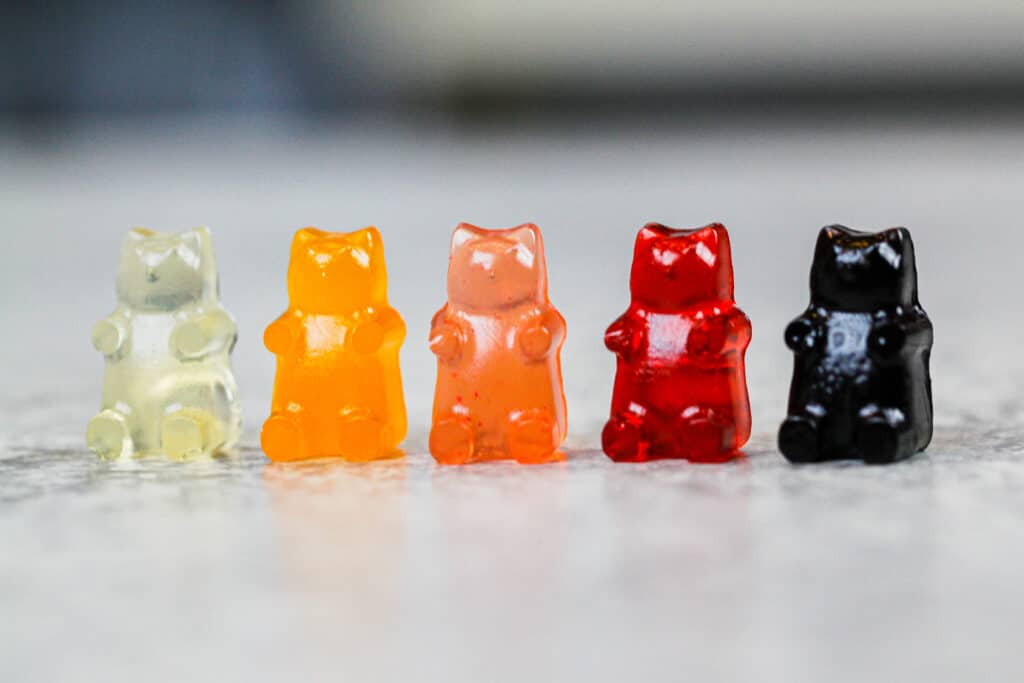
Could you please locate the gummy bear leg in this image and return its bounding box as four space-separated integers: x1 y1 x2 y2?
778 415 822 463
86 409 133 460
508 410 563 464
601 413 648 462
337 410 387 462
429 416 475 465
162 409 215 461
857 414 916 465
675 408 735 463
261 412 309 462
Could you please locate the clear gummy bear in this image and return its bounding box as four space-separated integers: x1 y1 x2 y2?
86 227 242 460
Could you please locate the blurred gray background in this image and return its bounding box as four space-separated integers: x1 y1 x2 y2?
4 1 1024 119
2 3 1024 682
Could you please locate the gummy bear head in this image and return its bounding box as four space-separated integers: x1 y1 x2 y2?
447 223 547 312
117 227 219 311
629 223 735 310
287 227 387 313
810 225 919 312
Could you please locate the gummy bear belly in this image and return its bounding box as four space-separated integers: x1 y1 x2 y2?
614 362 745 415
102 354 238 453
271 352 395 449
435 347 562 457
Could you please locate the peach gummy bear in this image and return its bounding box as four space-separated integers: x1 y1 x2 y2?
429 223 567 464
262 227 407 462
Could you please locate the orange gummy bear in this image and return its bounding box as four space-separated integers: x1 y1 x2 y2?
429 223 568 464
262 227 407 462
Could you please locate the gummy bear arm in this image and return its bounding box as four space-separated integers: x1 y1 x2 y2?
542 307 567 347
429 311 467 361
901 314 934 350
429 307 449 330
350 308 400 356
205 310 238 353
379 307 407 347
172 310 237 360
723 308 753 351
264 314 298 355
868 313 933 361
784 314 822 353
91 314 130 356
518 309 563 360
690 308 751 360
604 315 640 356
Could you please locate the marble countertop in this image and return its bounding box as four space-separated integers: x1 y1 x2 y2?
1 117 1022 682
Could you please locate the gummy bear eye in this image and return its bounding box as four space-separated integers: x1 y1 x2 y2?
346 248 370 268
835 248 863 267
508 244 534 269
876 242 901 269
651 244 680 268
470 250 496 271
172 245 199 270
693 241 716 267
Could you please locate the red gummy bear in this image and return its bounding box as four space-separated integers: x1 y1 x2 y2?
602 223 752 462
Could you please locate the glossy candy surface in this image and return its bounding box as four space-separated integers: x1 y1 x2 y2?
262 227 407 462
602 223 752 462
429 223 567 464
87 227 242 460
779 225 934 464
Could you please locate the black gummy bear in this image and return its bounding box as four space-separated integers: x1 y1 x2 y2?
779 225 934 464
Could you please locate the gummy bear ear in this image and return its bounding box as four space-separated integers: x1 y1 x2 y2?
633 223 671 263
637 222 673 243
451 223 486 253
820 224 855 244
347 227 386 270
690 223 730 266
347 226 381 252
878 226 915 269
181 226 211 248
126 226 156 242
882 226 911 247
507 223 541 254
815 225 855 260
186 225 215 259
179 226 218 287
290 227 327 254
293 226 327 244
693 223 727 242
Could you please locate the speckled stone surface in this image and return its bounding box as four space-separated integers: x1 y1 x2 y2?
2 119 1022 681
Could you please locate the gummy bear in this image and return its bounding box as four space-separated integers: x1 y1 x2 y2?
779 225 934 464
429 223 567 464
602 223 752 462
86 227 242 460
262 227 407 462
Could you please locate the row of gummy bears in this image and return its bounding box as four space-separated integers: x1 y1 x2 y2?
86 222 933 466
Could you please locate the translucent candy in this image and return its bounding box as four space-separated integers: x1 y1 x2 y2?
778 225 934 464
262 227 407 462
87 227 242 460
602 223 752 462
429 223 567 464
